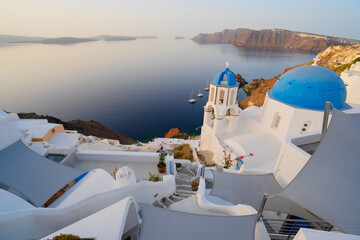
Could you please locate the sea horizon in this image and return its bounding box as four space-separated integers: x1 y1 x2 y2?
0 38 315 141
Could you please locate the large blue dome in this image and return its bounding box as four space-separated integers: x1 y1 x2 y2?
212 67 239 87
270 66 347 110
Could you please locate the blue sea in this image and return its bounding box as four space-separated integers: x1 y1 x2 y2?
0 38 315 141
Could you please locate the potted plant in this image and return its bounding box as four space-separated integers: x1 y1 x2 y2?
221 145 254 169
191 180 199 191
157 152 167 173
147 172 162 182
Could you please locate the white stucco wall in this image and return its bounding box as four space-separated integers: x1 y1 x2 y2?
0 115 21 151
50 169 118 208
342 69 360 105
74 150 161 180
44 197 139 240
294 228 360 240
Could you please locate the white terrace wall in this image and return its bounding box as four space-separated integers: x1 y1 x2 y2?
73 150 161 181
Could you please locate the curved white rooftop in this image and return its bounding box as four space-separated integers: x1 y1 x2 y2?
0 189 34 214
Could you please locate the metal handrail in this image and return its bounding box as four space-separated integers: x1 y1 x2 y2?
262 217 332 240
262 218 330 223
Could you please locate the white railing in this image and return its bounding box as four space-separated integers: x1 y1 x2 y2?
196 177 257 216
262 218 332 240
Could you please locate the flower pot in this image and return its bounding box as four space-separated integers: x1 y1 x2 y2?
158 167 166 173
192 185 198 191
191 181 199 191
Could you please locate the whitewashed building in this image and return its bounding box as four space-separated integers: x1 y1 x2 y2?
200 64 360 174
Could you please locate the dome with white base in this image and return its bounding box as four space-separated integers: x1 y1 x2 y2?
270 66 347 110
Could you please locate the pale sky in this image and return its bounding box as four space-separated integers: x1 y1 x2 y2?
1 0 359 39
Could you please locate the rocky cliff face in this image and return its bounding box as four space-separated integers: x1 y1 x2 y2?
316 44 360 74
238 44 360 109
192 28 360 53
238 61 313 109
17 113 135 144
164 128 190 139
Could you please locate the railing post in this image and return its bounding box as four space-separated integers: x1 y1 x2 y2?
257 193 268 220
321 102 331 140
201 164 205 178
287 221 297 240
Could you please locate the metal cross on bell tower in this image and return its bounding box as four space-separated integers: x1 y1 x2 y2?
312 56 320 66
225 60 230 68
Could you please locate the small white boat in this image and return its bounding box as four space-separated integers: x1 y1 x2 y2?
197 88 203 97
204 81 210 91
188 89 197 103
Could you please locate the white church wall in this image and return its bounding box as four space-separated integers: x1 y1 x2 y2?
261 94 296 140
342 70 360 105
287 108 325 136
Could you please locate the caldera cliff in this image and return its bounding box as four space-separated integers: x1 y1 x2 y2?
192 28 360 53
238 44 360 109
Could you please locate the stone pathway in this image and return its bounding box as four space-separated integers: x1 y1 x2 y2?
153 163 198 209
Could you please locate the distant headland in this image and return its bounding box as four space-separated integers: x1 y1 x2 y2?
192 28 360 53
0 34 158 45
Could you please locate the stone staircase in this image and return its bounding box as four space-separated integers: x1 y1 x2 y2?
153 163 199 209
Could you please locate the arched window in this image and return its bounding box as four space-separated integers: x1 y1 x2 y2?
219 90 225 104
272 112 281 129
230 90 235 105
210 88 215 103
221 74 228 85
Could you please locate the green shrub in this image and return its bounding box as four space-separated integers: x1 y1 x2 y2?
51 234 80 240
157 161 166 168
332 57 360 75
173 144 194 162
175 163 182 169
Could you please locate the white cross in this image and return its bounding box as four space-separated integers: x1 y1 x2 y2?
225 60 230 68
312 56 320 66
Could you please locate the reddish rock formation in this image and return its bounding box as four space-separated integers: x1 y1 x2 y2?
192 28 360 53
164 128 181 138
239 61 313 109
164 128 190 139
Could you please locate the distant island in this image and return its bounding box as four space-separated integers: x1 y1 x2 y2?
175 36 185 39
0 34 158 45
192 28 360 53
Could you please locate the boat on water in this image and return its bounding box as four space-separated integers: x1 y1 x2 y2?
1 63 360 240
197 88 203 97
188 89 196 103
204 82 210 91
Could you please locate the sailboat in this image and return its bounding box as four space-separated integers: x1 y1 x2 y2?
188 89 196 103
204 81 210 91
197 88 203 97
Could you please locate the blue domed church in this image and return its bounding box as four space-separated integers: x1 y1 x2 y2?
200 63 359 176
270 65 347 110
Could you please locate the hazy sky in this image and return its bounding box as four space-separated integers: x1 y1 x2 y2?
1 0 359 39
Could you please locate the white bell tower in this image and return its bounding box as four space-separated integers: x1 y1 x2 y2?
201 61 241 144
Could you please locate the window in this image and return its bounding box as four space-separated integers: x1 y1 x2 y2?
272 113 281 129
220 74 227 85
219 90 225 104
210 88 215 103
230 90 235 105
